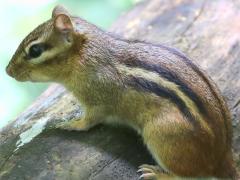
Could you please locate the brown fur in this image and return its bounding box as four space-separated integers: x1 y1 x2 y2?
6 5 237 179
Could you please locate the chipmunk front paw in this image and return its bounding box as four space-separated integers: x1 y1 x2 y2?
56 118 91 131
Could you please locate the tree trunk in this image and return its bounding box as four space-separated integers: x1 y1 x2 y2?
1 0 240 179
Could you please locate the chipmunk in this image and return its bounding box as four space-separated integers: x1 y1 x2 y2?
6 5 237 179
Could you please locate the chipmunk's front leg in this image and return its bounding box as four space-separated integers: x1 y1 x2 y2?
57 106 105 131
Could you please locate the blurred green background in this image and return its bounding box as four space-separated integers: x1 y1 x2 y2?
0 0 137 129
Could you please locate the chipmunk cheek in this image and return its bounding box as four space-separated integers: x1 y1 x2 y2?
29 71 51 82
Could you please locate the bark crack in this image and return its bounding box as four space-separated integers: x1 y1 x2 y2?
0 152 16 175
180 0 207 36
89 156 120 179
233 99 240 109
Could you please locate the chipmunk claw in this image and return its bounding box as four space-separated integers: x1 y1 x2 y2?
56 118 93 131
137 164 164 180
56 121 75 131
138 173 156 180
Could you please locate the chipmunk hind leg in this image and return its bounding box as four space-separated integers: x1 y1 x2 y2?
138 164 175 179
139 111 216 179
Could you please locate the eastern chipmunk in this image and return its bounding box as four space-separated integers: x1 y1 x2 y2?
6 5 237 179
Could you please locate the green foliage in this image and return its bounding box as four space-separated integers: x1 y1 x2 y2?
0 0 134 128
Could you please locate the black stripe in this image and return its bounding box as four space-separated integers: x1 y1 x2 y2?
111 36 207 117
126 76 196 123
123 59 207 117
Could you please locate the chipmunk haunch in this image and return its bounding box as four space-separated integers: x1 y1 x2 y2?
6 5 237 179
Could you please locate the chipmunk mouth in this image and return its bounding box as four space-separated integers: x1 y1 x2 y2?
14 72 30 82
6 64 30 82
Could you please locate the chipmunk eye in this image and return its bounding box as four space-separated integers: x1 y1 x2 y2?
28 44 45 58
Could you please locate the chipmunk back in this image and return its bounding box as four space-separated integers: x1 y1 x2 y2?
6 5 237 179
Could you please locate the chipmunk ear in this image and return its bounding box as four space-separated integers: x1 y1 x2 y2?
54 14 73 33
52 5 70 18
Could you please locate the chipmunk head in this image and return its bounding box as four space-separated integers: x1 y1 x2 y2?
6 5 81 82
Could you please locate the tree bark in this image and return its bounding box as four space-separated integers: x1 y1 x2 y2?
1 0 240 179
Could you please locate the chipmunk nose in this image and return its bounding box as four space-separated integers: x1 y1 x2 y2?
6 64 14 77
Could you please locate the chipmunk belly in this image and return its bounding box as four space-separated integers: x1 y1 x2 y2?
113 88 193 134
116 90 163 132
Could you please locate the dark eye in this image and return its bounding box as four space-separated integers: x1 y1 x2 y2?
28 44 45 58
